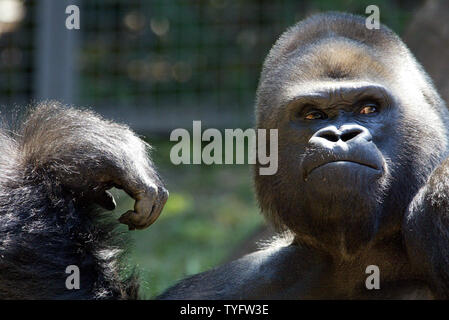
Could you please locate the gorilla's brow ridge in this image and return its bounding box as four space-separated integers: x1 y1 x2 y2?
284 84 393 110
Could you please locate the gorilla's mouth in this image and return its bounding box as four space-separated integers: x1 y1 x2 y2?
306 160 381 179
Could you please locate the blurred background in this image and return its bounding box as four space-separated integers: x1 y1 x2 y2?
0 0 447 297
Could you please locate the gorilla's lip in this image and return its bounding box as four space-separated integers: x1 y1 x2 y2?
313 160 379 171
305 159 381 179
301 142 385 181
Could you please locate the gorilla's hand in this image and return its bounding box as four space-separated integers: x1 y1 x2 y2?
20 102 169 230
403 157 449 298
93 166 169 231
115 172 168 231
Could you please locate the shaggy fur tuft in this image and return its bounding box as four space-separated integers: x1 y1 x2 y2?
0 101 161 299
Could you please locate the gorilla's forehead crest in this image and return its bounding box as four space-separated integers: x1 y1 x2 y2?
281 39 391 85
263 12 403 71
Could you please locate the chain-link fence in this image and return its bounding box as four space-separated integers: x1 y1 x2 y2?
0 0 35 107
0 0 420 132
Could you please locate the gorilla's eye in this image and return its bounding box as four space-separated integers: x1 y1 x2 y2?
304 110 327 120
359 103 379 115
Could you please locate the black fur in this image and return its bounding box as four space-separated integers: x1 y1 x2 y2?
0 102 167 299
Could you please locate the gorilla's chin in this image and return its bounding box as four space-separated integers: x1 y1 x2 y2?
304 161 384 200
297 196 381 255
296 171 385 254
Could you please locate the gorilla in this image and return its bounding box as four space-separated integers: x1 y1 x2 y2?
158 12 449 299
0 102 168 299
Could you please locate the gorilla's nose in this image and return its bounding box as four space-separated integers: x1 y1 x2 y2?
310 124 372 145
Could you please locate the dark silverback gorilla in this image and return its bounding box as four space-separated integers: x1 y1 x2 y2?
159 12 449 299
0 102 168 299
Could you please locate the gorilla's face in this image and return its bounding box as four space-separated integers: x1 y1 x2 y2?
292 83 390 195
255 38 449 254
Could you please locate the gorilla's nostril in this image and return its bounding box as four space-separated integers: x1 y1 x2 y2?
320 133 339 142
341 130 361 142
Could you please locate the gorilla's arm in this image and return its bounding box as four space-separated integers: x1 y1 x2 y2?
0 102 167 299
17 102 168 230
158 243 327 300
404 157 449 299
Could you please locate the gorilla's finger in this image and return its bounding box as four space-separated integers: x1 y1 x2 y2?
95 190 117 210
118 186 168 230
151 186 169 220
118 210 138 230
